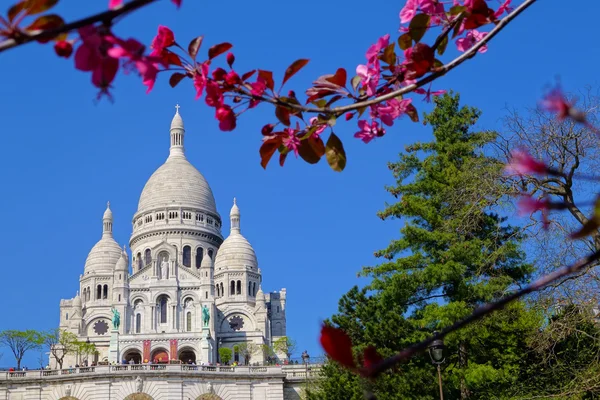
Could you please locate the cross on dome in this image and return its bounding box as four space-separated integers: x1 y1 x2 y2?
175 104 181 113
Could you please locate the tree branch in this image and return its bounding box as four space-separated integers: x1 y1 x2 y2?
364 248 600 378
256 0 537 115
0 0 157 54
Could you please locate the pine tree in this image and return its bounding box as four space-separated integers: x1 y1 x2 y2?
310 93 541 400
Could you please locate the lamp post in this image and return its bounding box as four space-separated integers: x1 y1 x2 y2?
428 333 445 400
301 351 310 390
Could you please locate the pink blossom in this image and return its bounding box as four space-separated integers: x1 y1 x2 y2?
108 0 122 9
283 128 301 156
171 0 182 6
215 105 236 131
251 77 267 97
400 0 418 24
373 98 413 126
365 34 390 63
205 81 224 108
414 84 446 102
517 195 549 216
505 149 547 176
356 62 380 96
456 30 488 53
150 26 175 58
74 26 119 96
309 117 327 138
494 0 513 18
193 63 209 100
540 86 572 120
419 0 446 24
354 120 383 143
107 37 164 93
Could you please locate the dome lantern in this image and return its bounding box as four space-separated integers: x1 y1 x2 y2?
169 104 185 159
103 201 113 238
230 198 240 233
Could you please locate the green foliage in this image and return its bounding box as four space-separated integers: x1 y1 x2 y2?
310 93 541 399
236 342 260 365
0 329 44 369
273 336 297 359
219 347 232 364
43 328 79 369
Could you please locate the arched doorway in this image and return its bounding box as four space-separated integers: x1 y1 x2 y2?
179 348 196 364
151 348 169 363
123 349 142 364
124 394 154 400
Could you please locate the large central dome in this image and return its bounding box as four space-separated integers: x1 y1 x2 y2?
135 108 218 215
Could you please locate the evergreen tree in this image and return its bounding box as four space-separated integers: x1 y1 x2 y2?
310 93 541 399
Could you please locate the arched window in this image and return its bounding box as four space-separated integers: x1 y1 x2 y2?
248 282 252 295
96 285 102 300
137 253 142 271
253 282 256 297
135 313 141 333
145 249 151 266
216 285 220 297
230 281 235 296
118 294 121 302
183 246 191 267
195 247 203 268
277 306 280 313
66 313 69 320
236 280 242 295
159 296 168 324
103 285 108 299
208 249 214 259
186 312 192 332
220 283 224 297
205 291 208 299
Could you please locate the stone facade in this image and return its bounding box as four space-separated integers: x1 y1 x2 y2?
56 108 287 368
0 364 319 400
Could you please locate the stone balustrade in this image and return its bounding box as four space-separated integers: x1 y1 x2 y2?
0 364 321 381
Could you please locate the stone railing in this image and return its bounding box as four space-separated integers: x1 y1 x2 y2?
0 364 321 381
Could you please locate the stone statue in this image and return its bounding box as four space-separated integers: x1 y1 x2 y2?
202 305 210 327
65 385 72 397
135 376 143 393
111 307 120 330
160 257 169 279
206 381 213 394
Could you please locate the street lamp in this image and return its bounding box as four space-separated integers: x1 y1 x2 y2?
428 332 445 400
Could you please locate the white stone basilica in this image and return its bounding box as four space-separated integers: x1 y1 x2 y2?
56 108 287 367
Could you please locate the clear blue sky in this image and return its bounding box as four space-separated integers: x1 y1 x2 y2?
0 0 597 368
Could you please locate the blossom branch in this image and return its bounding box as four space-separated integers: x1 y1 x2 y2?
257 0 537 115
0 0 157 53
365 248 600 378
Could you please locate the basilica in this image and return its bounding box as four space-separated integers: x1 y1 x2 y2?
56 108 287 367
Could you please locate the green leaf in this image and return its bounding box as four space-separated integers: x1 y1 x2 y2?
169 72 186 88
380 43 396 65
325 133 346 172
208 42 232 60
398 33 412 50
26 14 63 41
449 5 467 15
409 14 430 43
351 75 362 92
25 0 58 15
436 34 448 56
282 59 309 87
452 14 466 39
187 36 203 61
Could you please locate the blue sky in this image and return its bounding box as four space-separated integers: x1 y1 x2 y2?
0 0 598 367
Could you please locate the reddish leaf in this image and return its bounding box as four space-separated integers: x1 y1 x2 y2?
282 59 309 87
405 103 419 122
208 42 232 60
26 13 63 31
398 33 412 50
298 137 325 164
25 0 58 15
169 72 186 88
275 106 291 126
380 43 396 65
404 43 434 80
260 137 282 169
325 68 347 87
409 13 430 43
8 1 27 22
362 346 383 369
164 51 183 67
187 36 203 61
258 70 274 92
325 133 346 172
320 325 354 368
279 152 288 167
464 0 495 29
241 70 256 81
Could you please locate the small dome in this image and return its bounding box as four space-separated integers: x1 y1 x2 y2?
201 251 213 269
214 233 257 270
137 157 217 214
230 198 240 216
85 237 122 273
115 249 128 271
103 201 113 220
73 292 82 308
171 106 184 130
